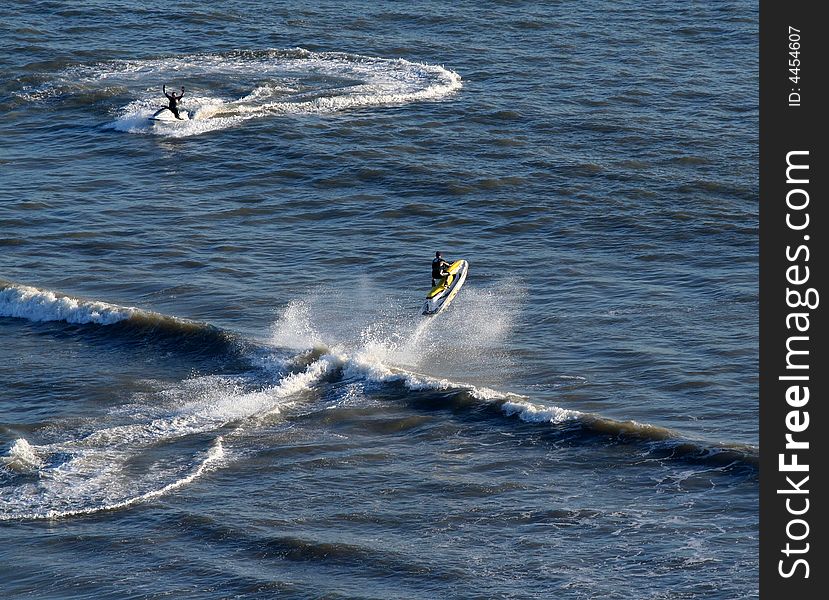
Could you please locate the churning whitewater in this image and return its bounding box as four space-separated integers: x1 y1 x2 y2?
1 281 756 521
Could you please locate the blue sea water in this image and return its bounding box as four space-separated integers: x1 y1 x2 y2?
1 1 758 598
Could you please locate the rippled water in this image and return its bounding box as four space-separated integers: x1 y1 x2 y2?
1 1 758 598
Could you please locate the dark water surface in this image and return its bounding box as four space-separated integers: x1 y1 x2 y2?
1 1 757 598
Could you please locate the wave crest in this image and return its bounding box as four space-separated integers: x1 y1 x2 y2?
1 282 135 325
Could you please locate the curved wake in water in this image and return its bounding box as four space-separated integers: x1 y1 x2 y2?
0 356 337 520
18 48 462 137
1 281 756 520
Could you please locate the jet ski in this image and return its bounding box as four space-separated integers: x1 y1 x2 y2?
422 259 468 316
149 107 191 122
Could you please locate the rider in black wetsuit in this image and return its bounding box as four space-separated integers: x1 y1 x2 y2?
432 251 451 287
163 85 185 119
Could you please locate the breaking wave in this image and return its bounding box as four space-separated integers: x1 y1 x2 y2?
1 281 137 325
1 283 756 520
0 280 242 359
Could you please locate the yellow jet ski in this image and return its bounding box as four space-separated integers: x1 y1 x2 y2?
422 259 469 315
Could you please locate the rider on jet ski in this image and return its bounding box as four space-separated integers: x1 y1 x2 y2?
163 85 185 119
432 251 451 286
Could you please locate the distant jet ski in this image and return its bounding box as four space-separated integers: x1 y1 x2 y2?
422 259 468 316
149 107 191 122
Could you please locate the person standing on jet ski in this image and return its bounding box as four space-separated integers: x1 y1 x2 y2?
432 251 451 286
163 85 185 119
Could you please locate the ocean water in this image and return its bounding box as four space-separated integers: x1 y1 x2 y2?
1 1 758 598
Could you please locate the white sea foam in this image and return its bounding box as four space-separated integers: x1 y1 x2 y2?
1 439 45 472
342 349 512 403
0 437 226 520
73 436 227 520
0 283 135 325
501 399 582 424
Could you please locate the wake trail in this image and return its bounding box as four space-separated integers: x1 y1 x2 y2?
0 353 337 520
18 48 462 137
